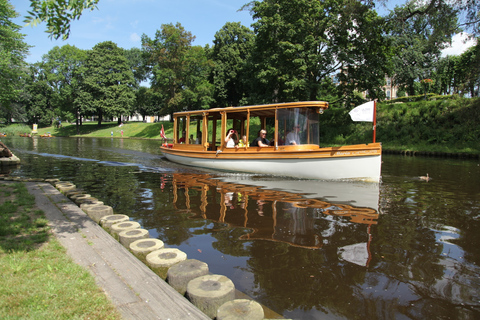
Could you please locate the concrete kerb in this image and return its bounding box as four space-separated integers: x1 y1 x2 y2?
118 228 150 248
25 181 210 320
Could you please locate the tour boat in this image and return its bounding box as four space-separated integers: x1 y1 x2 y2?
160 101 382 182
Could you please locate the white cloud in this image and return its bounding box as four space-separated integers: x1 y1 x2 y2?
442 33 477 57
130 32 141 43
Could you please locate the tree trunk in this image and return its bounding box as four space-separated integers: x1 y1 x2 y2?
97 109 103 126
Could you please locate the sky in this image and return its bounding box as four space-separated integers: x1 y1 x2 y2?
12 0 255 63
11 0 476 64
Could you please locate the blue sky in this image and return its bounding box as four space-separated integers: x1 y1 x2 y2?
12 0 475 64
13 0 255 63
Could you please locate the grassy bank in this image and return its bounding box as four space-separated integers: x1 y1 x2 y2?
321 97 480 155
0 182 122 319
2 97 479 155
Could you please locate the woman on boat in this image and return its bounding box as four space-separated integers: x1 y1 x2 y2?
225 129 238 148
252 129 270 147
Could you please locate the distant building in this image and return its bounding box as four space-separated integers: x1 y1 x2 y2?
362 76 403 100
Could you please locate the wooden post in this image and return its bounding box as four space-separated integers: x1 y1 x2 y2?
373 100 377 143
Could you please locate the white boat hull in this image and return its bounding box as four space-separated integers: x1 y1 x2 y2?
163 152 381 182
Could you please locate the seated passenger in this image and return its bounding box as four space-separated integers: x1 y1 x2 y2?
238 135 247 147
225 129 238 148
286 125 300 145
195 131 202 144
178 131 186 143
252 129 269 147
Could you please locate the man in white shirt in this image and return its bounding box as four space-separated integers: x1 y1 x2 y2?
286 125 301 145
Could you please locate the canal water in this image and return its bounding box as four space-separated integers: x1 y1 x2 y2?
2 136 480 320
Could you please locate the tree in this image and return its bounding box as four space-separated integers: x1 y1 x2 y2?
124 47 148 87
23 0 99 40
456 43 480 96
82 41 136 126
388 3 457 96
42 45 88 132
247 0 392 104
21 63 55 126
142 23 213 118
209 22 254 107
134 86 158 121
0 0 30 123
383 0 480 36
432 55 459 95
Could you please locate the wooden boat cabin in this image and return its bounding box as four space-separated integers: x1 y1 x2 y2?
160 101 382 181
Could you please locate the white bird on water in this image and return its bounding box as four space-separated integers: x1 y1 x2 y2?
419 173 430 182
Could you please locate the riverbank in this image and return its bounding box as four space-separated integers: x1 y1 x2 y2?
0 179 210 319
0 180 122 319
2 97 479 157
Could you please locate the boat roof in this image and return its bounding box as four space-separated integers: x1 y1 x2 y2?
173 101 329 118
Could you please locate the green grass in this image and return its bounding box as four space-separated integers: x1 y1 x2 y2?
0 124 32 136
34 121 171 139
0 182 122 319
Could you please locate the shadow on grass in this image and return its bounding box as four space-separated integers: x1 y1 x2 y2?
0 182 49 252
55 122 118 136
132 123 163 138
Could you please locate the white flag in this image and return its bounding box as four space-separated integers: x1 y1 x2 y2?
349 101 374 122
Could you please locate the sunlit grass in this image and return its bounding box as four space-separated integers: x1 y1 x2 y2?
0 182 122 319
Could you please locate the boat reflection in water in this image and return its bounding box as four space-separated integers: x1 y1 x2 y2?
171 174 380 266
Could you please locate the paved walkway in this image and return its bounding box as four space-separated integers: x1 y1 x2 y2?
24 181 210 320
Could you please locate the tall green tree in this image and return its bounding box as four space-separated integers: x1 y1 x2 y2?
432 55 459 95
209 22 254 107
42 45 87 132
142 23 213 117
21 63 55 126
384 0 480 36
388 3 457 96
0 0 30 123
124 47 148 87
82 41 135 126
248 0 392 104
456 43 480 96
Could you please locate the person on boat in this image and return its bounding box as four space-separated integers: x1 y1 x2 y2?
225 129 238 148
238 135 247 147
286 125 301 145
189 134 194 144
252 129 270 147
195 131 202 144
179 131 186 143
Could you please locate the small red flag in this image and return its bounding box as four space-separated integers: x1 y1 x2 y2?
160 124 167 140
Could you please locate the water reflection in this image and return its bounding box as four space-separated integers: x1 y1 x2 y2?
171 173 379 251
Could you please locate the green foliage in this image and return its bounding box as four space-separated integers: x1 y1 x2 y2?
0 123 32 135
142 23 213 116
248 0 392 104
210 22 254 107
383 93 458 104
377 97 480 152
23 0 99 40
41 44 88 130
82 41 136 125
0 0 30 122
319 97 480 154
387 3 457 96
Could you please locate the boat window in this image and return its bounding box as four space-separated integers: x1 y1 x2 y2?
189 117 203 145
277 108 319 145
176 116 187 144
